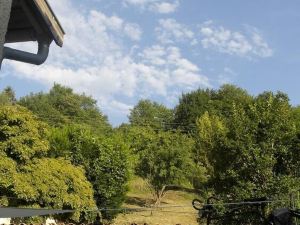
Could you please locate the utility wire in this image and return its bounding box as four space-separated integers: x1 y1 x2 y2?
200 199 290 207
0 195 294 212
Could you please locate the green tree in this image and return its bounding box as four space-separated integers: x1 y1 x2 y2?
0 105 49 163
291 106 300 174
174 88 214 132
174 84 253 133
19 84 111 135
134 129 204 204
129 99 174 130
48 125 130 219
0 86 16 105
196 92 298 200
0 105 96 222
292 106 300 131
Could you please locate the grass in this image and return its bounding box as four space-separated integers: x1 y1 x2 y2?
112 177 201 225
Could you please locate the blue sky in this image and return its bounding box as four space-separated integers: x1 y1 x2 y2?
1 0 300 126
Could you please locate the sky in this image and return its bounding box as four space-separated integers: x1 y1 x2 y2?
1 0 300 126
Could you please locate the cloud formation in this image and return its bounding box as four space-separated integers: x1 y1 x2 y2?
123 0 180 14
200 21 273 58
155 18 197 44
6 0 208 125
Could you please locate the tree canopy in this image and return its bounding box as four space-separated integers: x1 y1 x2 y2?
1 83 300 224
0 105 96 222
48 125 130 219
196 91 298 200
19 84 111 135
129 99 174 130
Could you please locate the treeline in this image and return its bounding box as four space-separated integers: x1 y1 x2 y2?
0 84 300 223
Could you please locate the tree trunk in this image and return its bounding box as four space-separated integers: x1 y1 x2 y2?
154 185 167 206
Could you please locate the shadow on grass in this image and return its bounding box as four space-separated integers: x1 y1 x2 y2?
126 196 172 208
125 196 153 207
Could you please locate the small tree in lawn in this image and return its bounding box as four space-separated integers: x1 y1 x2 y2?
136 130 198 205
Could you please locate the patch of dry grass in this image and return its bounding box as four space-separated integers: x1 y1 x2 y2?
112 177 200 225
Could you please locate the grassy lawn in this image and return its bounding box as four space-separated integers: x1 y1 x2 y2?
112 177 200 225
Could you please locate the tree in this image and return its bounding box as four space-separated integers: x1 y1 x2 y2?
87 137 129 219
129 99 174 130
292 106 300 131
0 105 96 222
0 86 16 105
174 88 214 132
196 91 298 201
0 105 49 164
291 106 300 175
134 129 204 205
19 84 111 135
48 125 130 219
174 84 253 133
13 158 96 222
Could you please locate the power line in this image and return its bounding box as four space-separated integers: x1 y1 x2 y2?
200 199 290 207
0 195 292 211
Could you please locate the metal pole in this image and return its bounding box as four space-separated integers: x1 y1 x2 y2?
0 0 13 68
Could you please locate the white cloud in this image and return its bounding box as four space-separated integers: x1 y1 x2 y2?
156 18 196 44
5 0 209 125
124 23 142 41
250 30 273 58
123 0 180 14
200 21 273 58
150 1 179 14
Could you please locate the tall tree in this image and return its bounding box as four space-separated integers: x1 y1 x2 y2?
292 106 300 131
19 84 111 135
0 105 96 222
174 88 214 132
133 129 205 205
0 86 16 105
48 125 130 219
174 84 253 133
196 91 298 200
129 99 174 130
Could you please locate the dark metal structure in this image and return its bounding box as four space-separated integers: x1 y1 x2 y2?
193 197 300 225
0 0 65 67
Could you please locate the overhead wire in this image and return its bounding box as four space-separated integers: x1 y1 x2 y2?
0 195 293 211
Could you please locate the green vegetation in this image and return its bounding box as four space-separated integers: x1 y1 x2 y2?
1 84 300 224
0 105 95 222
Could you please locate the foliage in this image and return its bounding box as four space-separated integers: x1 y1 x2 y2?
48 125 130 219
0 105 96 222
13 158 96 221
196 92 298 200
174 84 253 133
133 128 204 204
0 105 49 163
19 84 111 135
87 137 129 219
292 106 300 131
2 83 300 224
129 99 174 130
0 86 16 105
174 88 214 132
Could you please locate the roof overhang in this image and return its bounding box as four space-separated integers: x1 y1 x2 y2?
5 0 65 47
